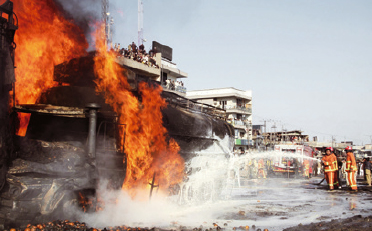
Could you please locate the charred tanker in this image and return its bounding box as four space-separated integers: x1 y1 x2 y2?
0 52 234 228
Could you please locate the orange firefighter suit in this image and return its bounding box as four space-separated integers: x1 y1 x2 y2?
258 159 266 179
331 153 340 189
303 159 310 178
322 154 338 189
346 152 358 190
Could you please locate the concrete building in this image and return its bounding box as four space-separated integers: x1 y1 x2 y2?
252 125 265 150
187 87 252 152
116 41 188 96
263 130 310 148
159 59 187 95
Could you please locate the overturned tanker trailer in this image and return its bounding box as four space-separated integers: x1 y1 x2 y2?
0 53 234 228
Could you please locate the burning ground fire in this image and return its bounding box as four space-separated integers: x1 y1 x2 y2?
12 0 184 196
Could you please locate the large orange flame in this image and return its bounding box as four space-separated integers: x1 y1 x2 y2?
12 0 184 197
13 0 88 135
93 25 184 196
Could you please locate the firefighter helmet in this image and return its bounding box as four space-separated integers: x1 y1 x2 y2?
345 146 352 152
326 147 334 152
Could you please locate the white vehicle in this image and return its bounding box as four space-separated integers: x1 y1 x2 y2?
273 145 314 176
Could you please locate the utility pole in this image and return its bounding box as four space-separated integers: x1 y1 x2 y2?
331 135 336 148
271 122 277 147
261 119 268 150
364 135 372 145
282 125 287 142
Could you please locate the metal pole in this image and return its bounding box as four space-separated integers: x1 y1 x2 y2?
86 103 100 159
149 172 159 200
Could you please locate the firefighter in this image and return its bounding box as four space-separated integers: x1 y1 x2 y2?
345 146 358 191
330 148 340 189
258 158 266 179
303 159 310 178
322 147 338 190
266 158 272 177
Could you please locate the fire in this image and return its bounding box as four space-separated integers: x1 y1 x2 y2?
78 192 93 213
93 25 184 196
13 0 88 135
12 0 184 197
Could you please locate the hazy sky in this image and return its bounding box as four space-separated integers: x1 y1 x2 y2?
107 0 372 145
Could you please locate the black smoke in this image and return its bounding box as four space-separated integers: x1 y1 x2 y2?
54 0 101 48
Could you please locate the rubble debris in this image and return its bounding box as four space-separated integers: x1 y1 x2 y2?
283 215 372 231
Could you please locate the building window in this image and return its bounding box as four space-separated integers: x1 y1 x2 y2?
162 72 168 82
220 100 227 109
237 99 242 107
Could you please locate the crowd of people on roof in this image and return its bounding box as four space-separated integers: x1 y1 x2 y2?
164 79 186 93
113 42 159 68
112 42 187 93
164 79 184 90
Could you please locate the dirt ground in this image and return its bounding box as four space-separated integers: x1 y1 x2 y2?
284 214 372 231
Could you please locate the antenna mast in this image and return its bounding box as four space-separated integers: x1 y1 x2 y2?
138 0 144 46
102 0 114 47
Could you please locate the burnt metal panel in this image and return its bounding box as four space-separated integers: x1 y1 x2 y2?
53 54 96 87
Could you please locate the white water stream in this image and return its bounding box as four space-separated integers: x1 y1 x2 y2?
77 136 370 231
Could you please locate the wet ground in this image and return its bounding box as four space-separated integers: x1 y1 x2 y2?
211 175 372 230
7 175 372 231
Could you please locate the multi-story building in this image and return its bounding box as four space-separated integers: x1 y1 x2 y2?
116 41 188 96
186 87 253 153
252 124 265 150
263 130 309 149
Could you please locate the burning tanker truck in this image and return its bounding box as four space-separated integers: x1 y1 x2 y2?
0 48 234 227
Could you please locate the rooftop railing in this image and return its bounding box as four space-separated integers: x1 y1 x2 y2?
228 120 247 126
164 93 226 120
162 82 187 94
225 105 252 113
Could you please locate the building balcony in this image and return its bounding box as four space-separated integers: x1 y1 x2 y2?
187 87 252 100
161 82 187 96
225 105 252 114
228 119 250 129
161 63 188 79
116 56 160 78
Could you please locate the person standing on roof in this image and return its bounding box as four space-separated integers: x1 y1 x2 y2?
345 146 358 191
322 147 338 190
